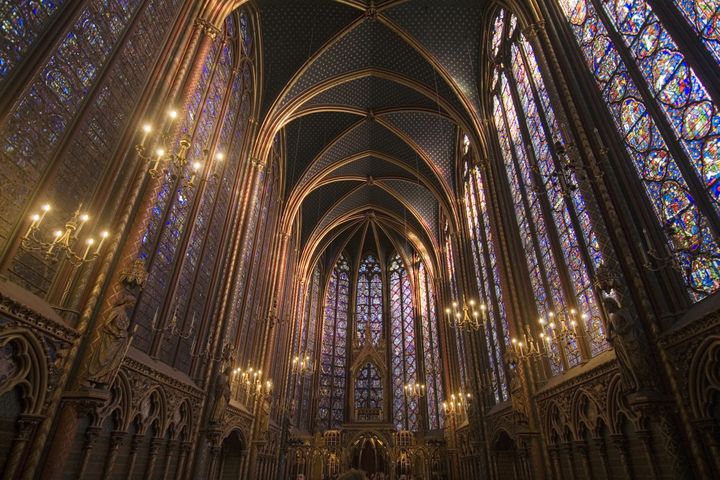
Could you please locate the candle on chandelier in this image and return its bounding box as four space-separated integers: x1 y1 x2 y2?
94 231 109 254
82 238 94 260
47 230 63 253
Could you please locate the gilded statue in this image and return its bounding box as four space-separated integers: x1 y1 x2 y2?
209 365 232 424
603 296 657 393
84 291 137 387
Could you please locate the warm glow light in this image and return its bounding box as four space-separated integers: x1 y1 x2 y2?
142 124 152 133
445 308 451 314
54 230 62 238
168 109 178 119
42 204 51 212
215 152 224 161
80 214 90 222
31 214 40 222
192 161 202 171
86 238 94 245
156 148 166 157
469 300 475 306
101 231 109 238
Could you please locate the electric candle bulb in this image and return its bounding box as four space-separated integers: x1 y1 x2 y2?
168 109 178 119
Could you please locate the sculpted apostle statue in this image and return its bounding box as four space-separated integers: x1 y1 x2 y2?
210 365 232 424
85 291 136 387
603 296 657 393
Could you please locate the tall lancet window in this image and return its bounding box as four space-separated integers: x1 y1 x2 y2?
356 254 384 345
317 255 350 430
294 265 321 430
463 150 509 403
491 9 608 373
557 0 720 300
418 260 444 429
389 253 419 431
444 229 468 386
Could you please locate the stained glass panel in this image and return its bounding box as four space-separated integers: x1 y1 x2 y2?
317 255 350 431
675 0 720 66
355 254 383 345
558 0 720 299
389 254 419 431
419 261 444 429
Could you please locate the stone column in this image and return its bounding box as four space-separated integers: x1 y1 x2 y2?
76 426 102 478
160 439 178 480
3 414 42 479
102 431 127 479
610 434 632 479
144 436 164 478
637 430 659 480
176 441 192 479
125 434 144 478
592 436 611 480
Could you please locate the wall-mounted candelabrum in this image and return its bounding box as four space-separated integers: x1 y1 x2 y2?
444 297 486 332
291 353 314 377
21 203 110 266
136 109 192 179
442 391 472 419
233 366 273 404
151 307 195 339
404 382 426 401
510 308 601 372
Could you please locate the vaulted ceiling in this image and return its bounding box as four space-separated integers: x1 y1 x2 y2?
253 0 490 279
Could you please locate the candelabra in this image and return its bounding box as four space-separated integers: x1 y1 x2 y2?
135 109 193 179
444 297 485 332
291 353 314 376
404 382 426 400
21 203 110 266
234 366 273 403
151 307 195 339
640 227 683 274
442 391 472 418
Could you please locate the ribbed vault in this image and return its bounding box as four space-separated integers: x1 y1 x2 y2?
253 0 491 281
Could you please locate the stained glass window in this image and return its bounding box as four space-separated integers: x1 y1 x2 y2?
557 0 720 300
2 0 183 294
491 9 608 373
132 29 228 355
317 255 350 431
0 0 67 83
355 254 383 345
418 260 444 429
389 253 419 431
464 158 509 403
675 0 720 66
354 362 383 421
295 265 321 430
444 231 468 386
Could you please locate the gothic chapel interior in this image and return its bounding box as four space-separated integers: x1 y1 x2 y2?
2 0 720 479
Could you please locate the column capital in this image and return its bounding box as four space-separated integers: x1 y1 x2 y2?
195 17 222 41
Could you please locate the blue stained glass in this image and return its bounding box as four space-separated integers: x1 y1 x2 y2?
356 254 383 345
675 0 720 66
389 253 419 431
0 0 67 82
419 261 444 429
317 255 350 430
558 0 720 300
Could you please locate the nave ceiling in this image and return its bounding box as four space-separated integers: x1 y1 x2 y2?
244 0 495 280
